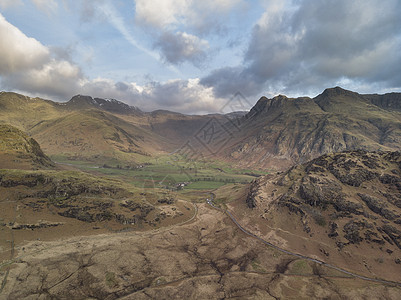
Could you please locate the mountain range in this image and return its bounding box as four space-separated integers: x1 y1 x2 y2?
222 87 401 169
1 87 401 298
1 87 401 170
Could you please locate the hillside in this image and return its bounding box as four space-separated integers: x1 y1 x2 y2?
1 88 401 170
0 124 54 169
29 109 167 162
0 92 226 163
222 87 401 170
232 150 401 282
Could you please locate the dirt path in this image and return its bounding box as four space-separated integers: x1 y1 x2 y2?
207 195 401 287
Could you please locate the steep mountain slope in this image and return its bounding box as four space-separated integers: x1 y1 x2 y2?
0 124 54 169
222 87 401 170
236 150 401 282
29 109 168 161
0 92 61 131
0 92 227 161
2 88 401 168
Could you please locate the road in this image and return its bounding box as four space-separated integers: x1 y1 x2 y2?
206 195 401 287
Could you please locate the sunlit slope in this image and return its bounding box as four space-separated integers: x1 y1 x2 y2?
29 109 169 161
0 124 54 169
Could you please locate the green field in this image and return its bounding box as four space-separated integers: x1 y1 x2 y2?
52 154 270 193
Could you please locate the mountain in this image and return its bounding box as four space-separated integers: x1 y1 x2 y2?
64 94 143 115
0 124 54 169
0 92 229 162
220 87 401 170
237 150 401 282
1 88 401 168
28 109 168 162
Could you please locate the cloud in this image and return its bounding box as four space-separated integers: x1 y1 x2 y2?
0 12 84 99
0 13 50 74
154 31 209 66
0 0 22 9
97 2 161 61
135 0 189 29
135 0 241 33
200 66 263 98
0 12 221 113
201 0 401 98
78 77 226 114
135 0 243 67
2 60 82 98
32 0 58 15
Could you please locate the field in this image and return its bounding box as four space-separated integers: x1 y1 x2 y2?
51 154 270 194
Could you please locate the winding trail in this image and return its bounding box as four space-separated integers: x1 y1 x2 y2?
206 195 401 287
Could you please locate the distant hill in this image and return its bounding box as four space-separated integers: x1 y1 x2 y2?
64 94 143 115
0 124 54 169
240 150 401 282
30 109 180 163
1 88 401 167
221 87 401 170
0 92 229 162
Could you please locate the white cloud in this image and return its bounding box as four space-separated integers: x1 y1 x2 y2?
0 13 50 74
135 0 189 29
135 0 242 31
0 11 220 113
0 12 84 99
98 2 160 61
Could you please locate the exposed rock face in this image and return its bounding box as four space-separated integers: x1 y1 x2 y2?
65 95 142 115
366 92 401 110
247 150 401 252
222 87 401 170
0 169 159 226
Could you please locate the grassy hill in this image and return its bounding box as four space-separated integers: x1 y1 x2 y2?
29 109 167 163
0 92 226 164
0 124 54 169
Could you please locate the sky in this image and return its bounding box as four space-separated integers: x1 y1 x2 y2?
0 0 400 114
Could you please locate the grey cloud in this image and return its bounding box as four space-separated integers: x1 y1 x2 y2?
115 81 129 92
201 0 401 98
2 60 83 101
200 67 264 98
154 31 209 67
77 78 223 114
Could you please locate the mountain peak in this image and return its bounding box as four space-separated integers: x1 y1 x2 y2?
66 95 95 108
65 95 142 115
273 94 288 100
320 86 356 97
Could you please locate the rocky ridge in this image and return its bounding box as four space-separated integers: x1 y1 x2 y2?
246 150 401 252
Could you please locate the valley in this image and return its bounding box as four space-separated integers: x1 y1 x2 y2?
1 88 401 299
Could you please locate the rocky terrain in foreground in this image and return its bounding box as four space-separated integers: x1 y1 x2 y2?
242 150 401 282
2 204 400 299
